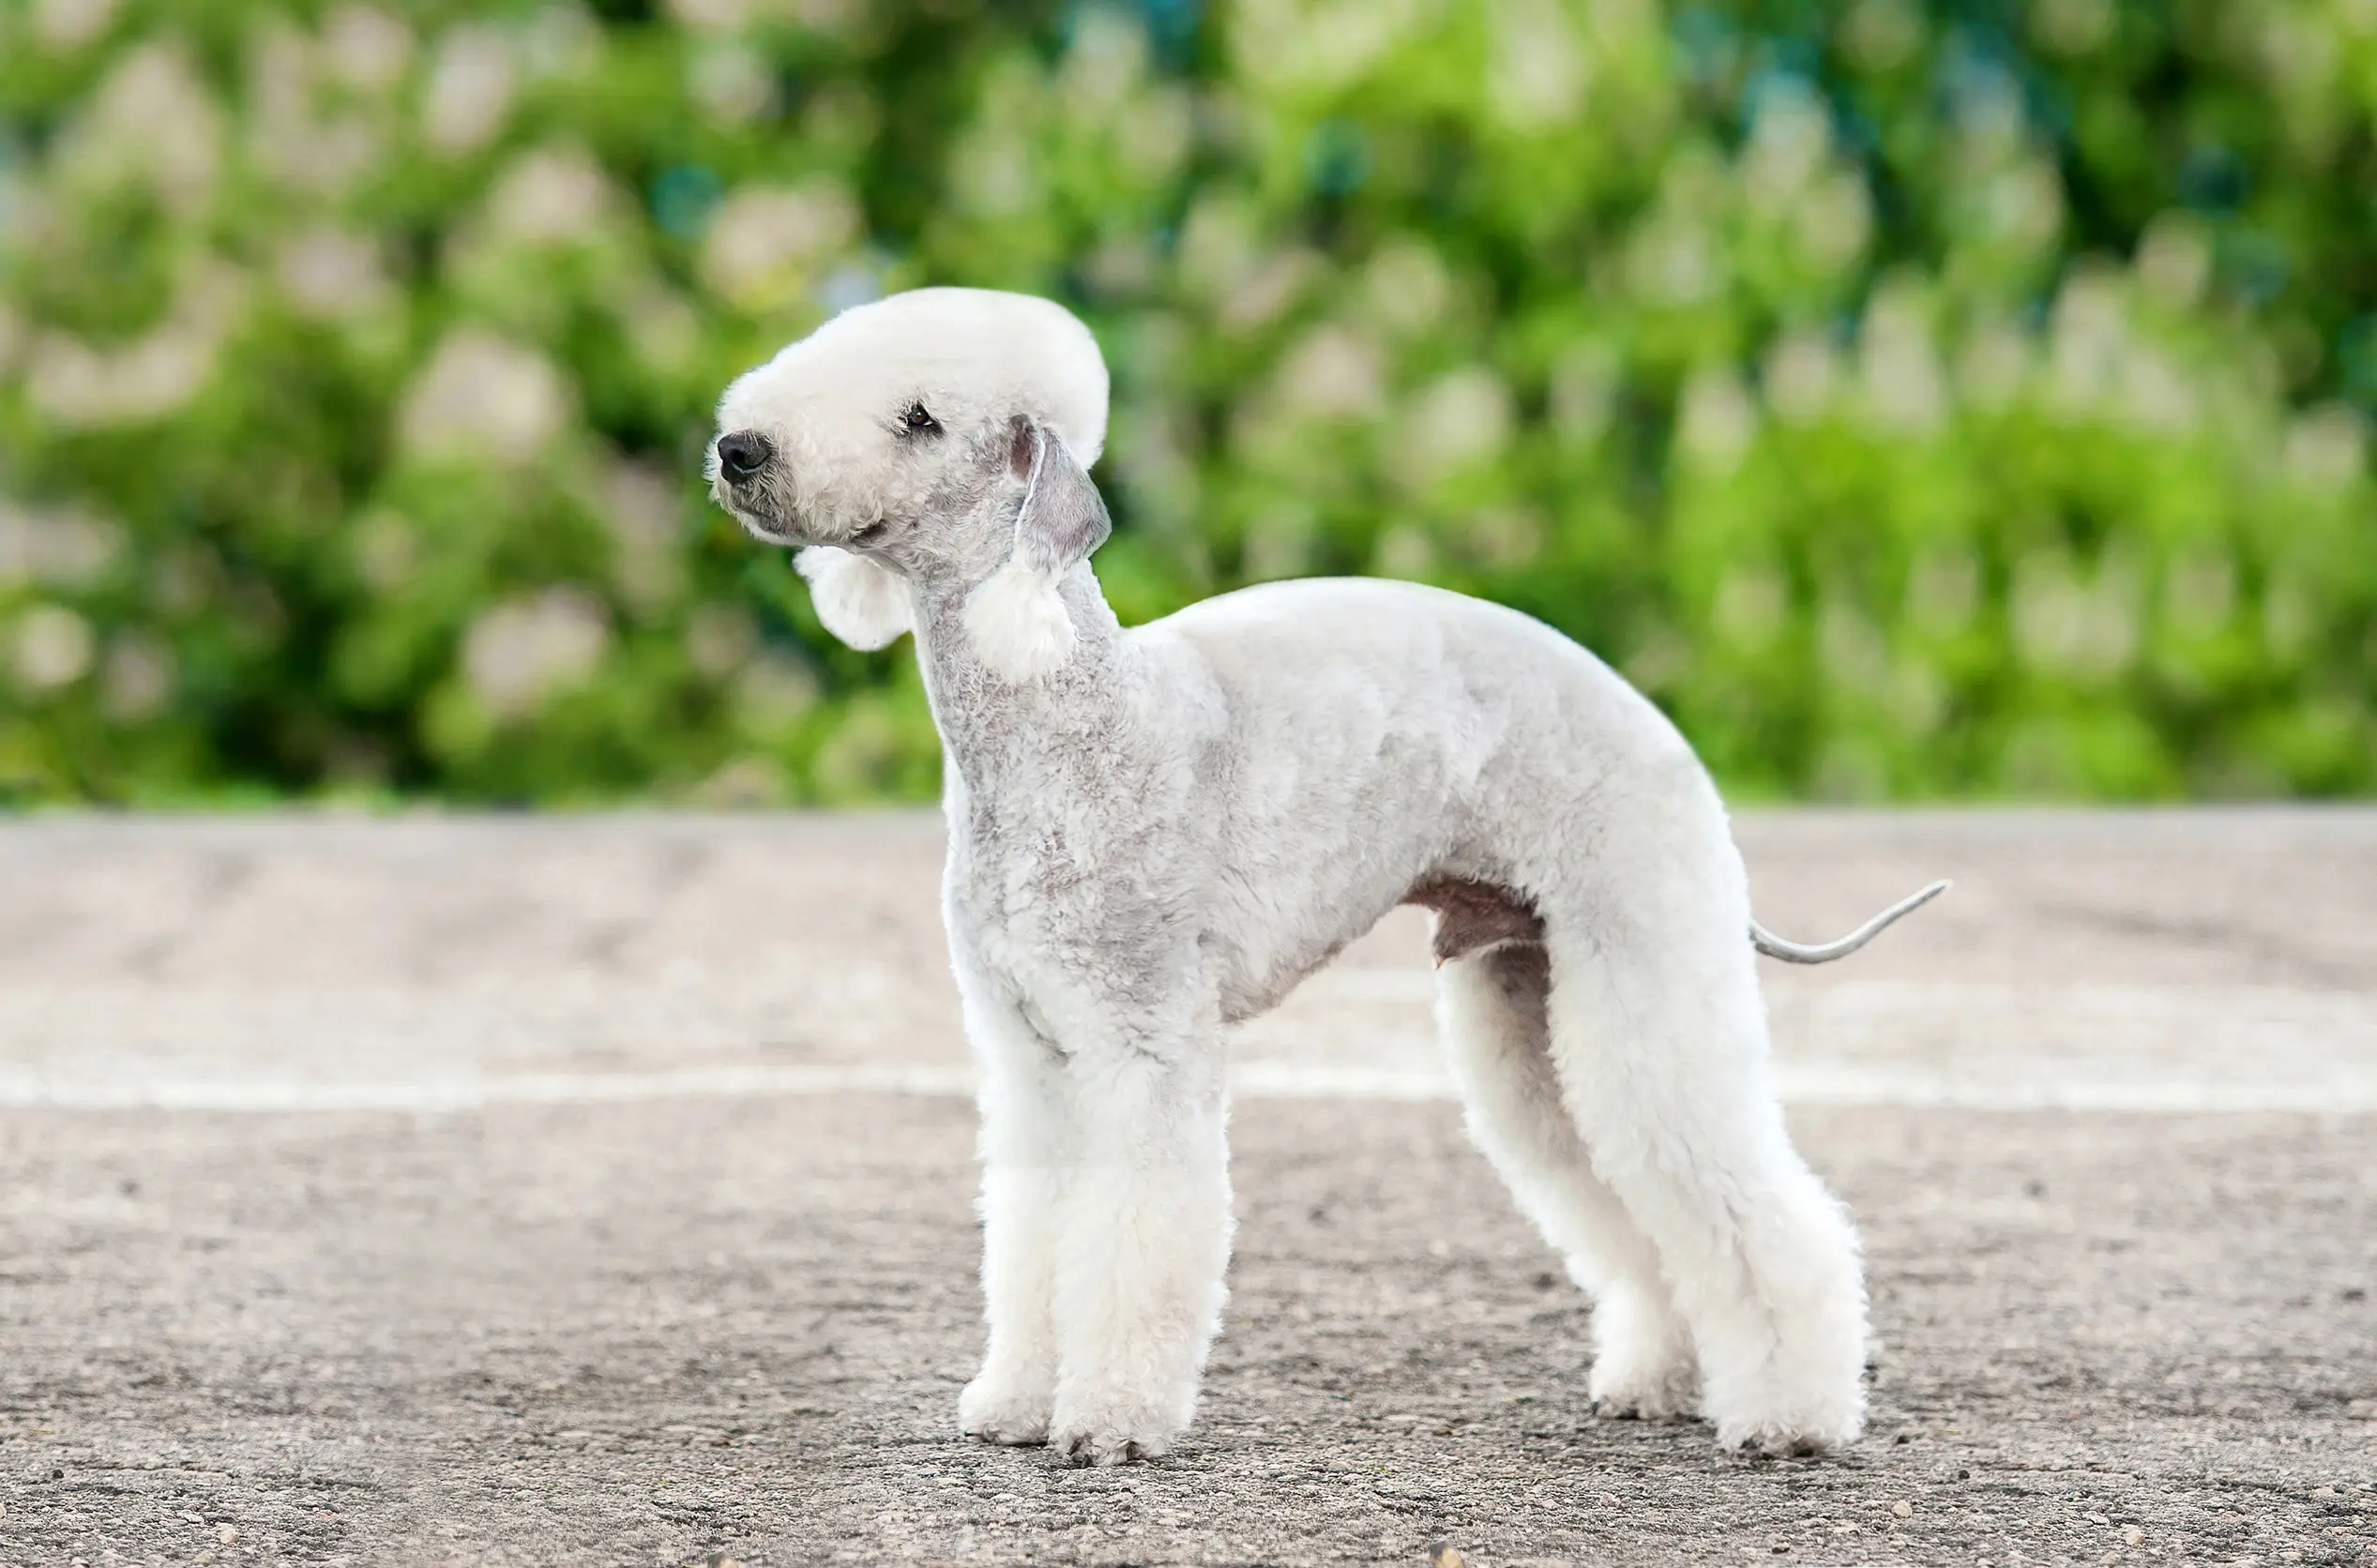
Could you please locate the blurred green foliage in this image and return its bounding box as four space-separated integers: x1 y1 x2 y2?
1 0 2372 806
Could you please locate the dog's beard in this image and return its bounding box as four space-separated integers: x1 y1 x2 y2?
713 475 810 546
729 505 802 546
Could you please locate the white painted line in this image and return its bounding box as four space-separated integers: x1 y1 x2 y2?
0 1063 978 1113
1770 1065 2377 1115
0 1060 2367 1114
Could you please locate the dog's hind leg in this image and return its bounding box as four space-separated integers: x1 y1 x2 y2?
1438 943 1699 1419
1536 808 1870 1452
954 957 1071 1447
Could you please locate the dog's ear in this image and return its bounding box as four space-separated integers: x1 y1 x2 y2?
795 545 911 650
962 416 1111 683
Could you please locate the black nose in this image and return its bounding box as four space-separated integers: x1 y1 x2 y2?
717 430 772 484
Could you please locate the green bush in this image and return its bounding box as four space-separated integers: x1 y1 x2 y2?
1 0 2370 805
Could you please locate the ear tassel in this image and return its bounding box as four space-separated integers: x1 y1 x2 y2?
962 557 1075 683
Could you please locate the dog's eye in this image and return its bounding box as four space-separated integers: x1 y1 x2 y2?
902 402 938 432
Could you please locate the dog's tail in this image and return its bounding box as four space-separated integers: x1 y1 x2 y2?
1749 880 1950 964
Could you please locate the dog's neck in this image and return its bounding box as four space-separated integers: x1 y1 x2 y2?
906 564 1135 806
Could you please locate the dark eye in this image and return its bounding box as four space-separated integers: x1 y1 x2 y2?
902 402 938 432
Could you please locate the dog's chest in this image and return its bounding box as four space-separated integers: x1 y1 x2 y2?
946 816 1104 959
942 807 1195 1011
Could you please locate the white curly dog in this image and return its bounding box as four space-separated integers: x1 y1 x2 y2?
708 287 1942 1465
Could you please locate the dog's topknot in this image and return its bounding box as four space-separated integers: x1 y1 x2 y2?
803 287 1110 467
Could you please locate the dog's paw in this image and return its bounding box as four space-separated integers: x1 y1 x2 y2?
1588 1350 1700 1422
1707 1389 1862 1456
1049 1397 1181 1467
1713 1416 1846 1458
959 1373 1053 1447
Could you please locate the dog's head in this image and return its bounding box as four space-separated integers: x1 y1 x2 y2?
709 287 1111 679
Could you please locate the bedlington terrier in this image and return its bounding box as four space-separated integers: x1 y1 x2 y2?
707 287 1944 1466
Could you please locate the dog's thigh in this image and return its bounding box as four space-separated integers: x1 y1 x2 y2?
1437 944 1696 1419
1047 1020 1233 1466
952 957 1071 1445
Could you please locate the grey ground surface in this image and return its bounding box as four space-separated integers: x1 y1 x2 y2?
0 810 2369 1566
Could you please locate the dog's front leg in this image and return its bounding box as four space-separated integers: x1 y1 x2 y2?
955 964 1072 1447
1048 1032 1232 1466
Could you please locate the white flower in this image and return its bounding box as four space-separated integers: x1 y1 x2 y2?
1676 367 1758 472
1274 325 1385 419
1489 0 1588 128
1231 0 1423 92
2136 212 2212 309
601 456 684 612
1857 280 1947 433
2164 550 2236 637
11 605 95 692
1178 198 1261 302
1905 548 1981 630
243 23 386 194
353 512 418 595
25 264 247 430
399 331 574 464
2048 268 2128 410
1371 524 1436 580
620 284 701 374
482 145 622 246
1362 241 1453 338
1116 88 1193 185
1216 249 1316 334
1740 83 1831 214
2032 0 2115 55
2284 405 2369 491
1954 313 2032 412
699 179 859 309
101 635 175 722
948 129 1037 219
2012 549 2140 678
1548 343 1620 441
32 0 117 49
686 603 756 678
321 5 414 93
734 651 820 729
1818 596 1890 693
1840 0 1922 71
668 0 760 26
1626 218 1720 306
462 589 610 718
1392 367 1514 487
1241 506 1316 581
1797 172 1873 272
1715 566 1788 646
422 26 515 155
1980 159 2065 254
0 501 124 586
689 43 776 124
277 228 393 321
668 0 854 36
53 41 222 210
1764 328 1840 425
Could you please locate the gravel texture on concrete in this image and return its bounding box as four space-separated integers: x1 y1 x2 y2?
0 811 2369 1566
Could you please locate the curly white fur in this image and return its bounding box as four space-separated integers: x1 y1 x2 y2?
962 558 1075 682
795 546 910 650
708 286 1884 1466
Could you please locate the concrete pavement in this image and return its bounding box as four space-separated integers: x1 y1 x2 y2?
0 810 2369 1565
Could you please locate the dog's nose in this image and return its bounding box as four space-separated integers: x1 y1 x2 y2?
716 430 772 485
